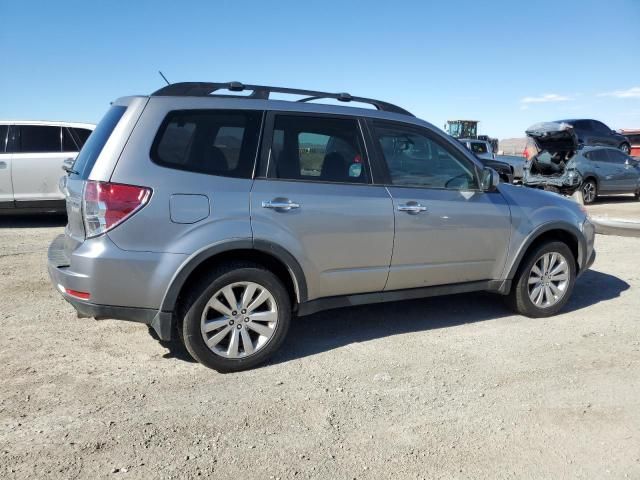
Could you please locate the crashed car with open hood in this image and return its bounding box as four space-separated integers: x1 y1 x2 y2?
523 121 640 203
522 122 583 195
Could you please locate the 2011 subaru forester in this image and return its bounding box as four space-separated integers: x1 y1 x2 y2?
48 82 596 372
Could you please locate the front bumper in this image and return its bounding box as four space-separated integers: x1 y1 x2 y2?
47 234 185 340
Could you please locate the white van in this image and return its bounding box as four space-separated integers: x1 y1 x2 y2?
0 121 95 213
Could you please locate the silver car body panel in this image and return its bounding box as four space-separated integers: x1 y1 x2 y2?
47 92 596 340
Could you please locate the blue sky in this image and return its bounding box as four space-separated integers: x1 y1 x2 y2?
1 0 639 139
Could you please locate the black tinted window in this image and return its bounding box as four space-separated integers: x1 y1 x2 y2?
591 121 611 134
606 149 629 165
269 115 369 183
17 126 61 153
0 125 7 153
72 106 126 179
72 128 92 148
571 120 590 131
62 128 79 152
587 150 610 162
152 110 262 178
374 122 478 190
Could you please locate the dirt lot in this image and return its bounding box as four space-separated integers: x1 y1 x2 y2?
1 216 639 480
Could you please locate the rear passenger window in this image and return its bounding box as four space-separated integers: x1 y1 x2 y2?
269 115 369 183
62 128 79 152
151 110 262 178
72 128 92 148
17 126 61 153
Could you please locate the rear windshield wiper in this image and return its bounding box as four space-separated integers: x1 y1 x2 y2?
62 164 79 175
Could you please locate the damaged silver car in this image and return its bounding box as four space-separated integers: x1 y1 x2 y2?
523 122 640 204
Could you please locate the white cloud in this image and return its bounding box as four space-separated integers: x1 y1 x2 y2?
597 87 640 99
520 93 571 104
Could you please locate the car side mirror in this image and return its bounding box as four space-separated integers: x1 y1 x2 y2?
480 167 500 192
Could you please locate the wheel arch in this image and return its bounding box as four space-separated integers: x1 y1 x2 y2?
160 240 308 316
506 222 585 283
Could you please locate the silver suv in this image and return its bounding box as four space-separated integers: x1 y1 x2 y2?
48 82 596 372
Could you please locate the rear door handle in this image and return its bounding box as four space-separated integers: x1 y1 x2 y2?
397 202 427 214
262 199 300 211
0 161 6 169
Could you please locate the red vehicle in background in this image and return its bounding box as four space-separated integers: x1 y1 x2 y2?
621 129 640 157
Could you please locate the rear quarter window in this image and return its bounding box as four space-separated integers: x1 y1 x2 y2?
470 142 488 154
151 110 263 178
72 106 127 179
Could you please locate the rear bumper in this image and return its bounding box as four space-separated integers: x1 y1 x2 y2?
47 233 185 340
522 169 582 194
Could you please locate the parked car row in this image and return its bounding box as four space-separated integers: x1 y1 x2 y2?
0 121 94 213
521 121 640 204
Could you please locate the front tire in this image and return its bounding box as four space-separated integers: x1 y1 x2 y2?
506 241 576 318
181 262 291 373
581 179 597 204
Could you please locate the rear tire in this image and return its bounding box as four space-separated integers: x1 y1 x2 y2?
581 179 597 204
506 241 576 318
620 143 631 155
180 262 291 373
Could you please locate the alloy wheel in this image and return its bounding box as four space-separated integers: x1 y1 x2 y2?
582 181 596 204
527 252 570 308
200 281 278 358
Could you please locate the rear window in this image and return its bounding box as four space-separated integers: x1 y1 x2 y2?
151 110 262 178
469 142 488 154
71 106 126 179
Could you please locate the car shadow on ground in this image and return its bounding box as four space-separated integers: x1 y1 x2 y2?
269 269 629 365
157 269 629 367
0 214 67 228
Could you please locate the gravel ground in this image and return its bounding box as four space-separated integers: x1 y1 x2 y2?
1 216 639 480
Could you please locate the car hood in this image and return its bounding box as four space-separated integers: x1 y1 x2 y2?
525 122 578 153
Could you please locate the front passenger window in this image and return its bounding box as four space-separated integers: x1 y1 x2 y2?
374 123 478 190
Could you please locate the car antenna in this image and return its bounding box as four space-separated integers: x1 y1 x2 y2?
158 70 171 85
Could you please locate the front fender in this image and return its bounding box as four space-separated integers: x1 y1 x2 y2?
504 220 586 280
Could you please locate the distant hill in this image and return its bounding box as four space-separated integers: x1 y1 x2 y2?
499 137 527 155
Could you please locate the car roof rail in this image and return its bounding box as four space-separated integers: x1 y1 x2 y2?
151 81 414 117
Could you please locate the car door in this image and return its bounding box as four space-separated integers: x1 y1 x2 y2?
605 149 639 192
11 125 67 207
250 112 394 301
369 120 511 291
584 149 614 192
0 125 13 209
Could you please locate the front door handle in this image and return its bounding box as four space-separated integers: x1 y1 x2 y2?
397 202 427 214
0 161 6 169
262 199 300 211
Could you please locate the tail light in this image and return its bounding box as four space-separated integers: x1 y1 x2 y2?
83 181 151 238
523 147 530 160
